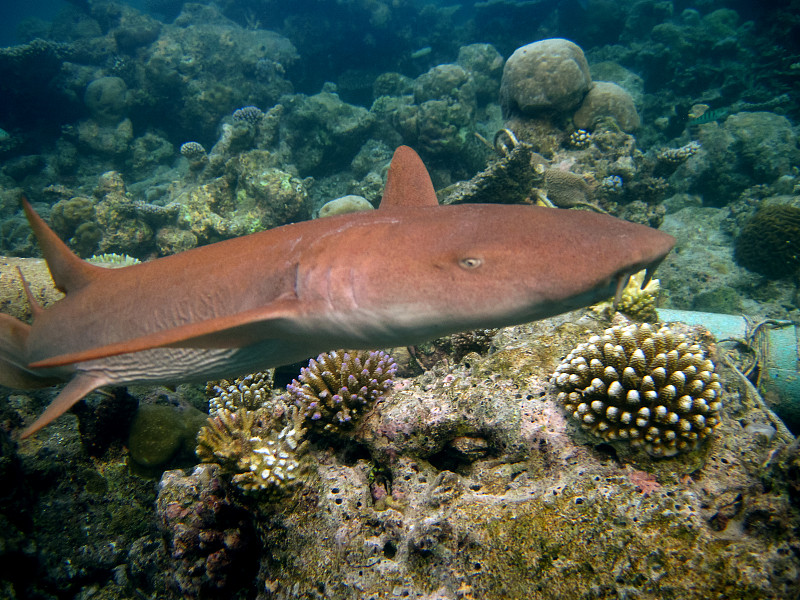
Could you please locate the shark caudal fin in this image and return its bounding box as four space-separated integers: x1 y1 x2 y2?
0 313 62 389
21 198 105 294
379 146 439 209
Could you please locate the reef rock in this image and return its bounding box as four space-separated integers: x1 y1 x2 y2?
500 38 592 118
318 194 374 218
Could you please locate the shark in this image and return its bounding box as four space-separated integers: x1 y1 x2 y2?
0 146 675 438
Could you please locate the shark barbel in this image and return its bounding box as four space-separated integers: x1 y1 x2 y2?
0 146 675 438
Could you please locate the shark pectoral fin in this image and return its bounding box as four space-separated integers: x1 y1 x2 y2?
20 371 108 439
0 313 62 389
612 273 632 310
28 299 301 369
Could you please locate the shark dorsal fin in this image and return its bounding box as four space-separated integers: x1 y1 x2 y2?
22 198 105 295
379 146 439 209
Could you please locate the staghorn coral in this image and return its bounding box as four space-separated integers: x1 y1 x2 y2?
734 204 800 279
206 370 274 413
196 404 310 497
551 322 722 457
286 350 397 437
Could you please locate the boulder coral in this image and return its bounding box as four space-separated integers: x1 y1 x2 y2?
500 38 592 117
573 81 641 133
734 204 800 279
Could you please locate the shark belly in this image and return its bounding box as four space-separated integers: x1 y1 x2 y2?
71 339 324 388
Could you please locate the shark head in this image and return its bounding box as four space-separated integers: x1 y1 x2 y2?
302 146 676 345
332 203 674 343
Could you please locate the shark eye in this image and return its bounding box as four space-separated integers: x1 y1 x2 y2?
459 257 483 269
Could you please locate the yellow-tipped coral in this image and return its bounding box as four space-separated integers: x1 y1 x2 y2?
551 322 722 457
591 269 662 322
206 370 274 413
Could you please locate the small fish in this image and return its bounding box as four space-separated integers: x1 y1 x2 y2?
688 107 729 126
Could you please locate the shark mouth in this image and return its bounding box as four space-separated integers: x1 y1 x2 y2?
612 255 668 310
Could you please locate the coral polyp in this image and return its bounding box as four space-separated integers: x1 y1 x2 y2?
551 323 722 457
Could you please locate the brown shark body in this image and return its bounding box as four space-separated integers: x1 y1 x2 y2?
0 146 675 438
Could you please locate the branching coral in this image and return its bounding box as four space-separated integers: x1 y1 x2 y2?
206 370 274 413
196 404 309 498
552 323 722 457
286 350 397 436
231 105 265 127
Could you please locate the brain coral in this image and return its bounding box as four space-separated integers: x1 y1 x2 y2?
734 204 800 279
573 81 640 133
500 38 591 117
551 323 722 457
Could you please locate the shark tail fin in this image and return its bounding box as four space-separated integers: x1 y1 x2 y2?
21 197 104 294
0 313 62 389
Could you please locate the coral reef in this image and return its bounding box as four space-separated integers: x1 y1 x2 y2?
2 0 800 596
282 91 375 175
440 141 546 205
552 322 722 457
687 112 800 203
734 204 800 279
285 350 398 437
157 464 259 597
